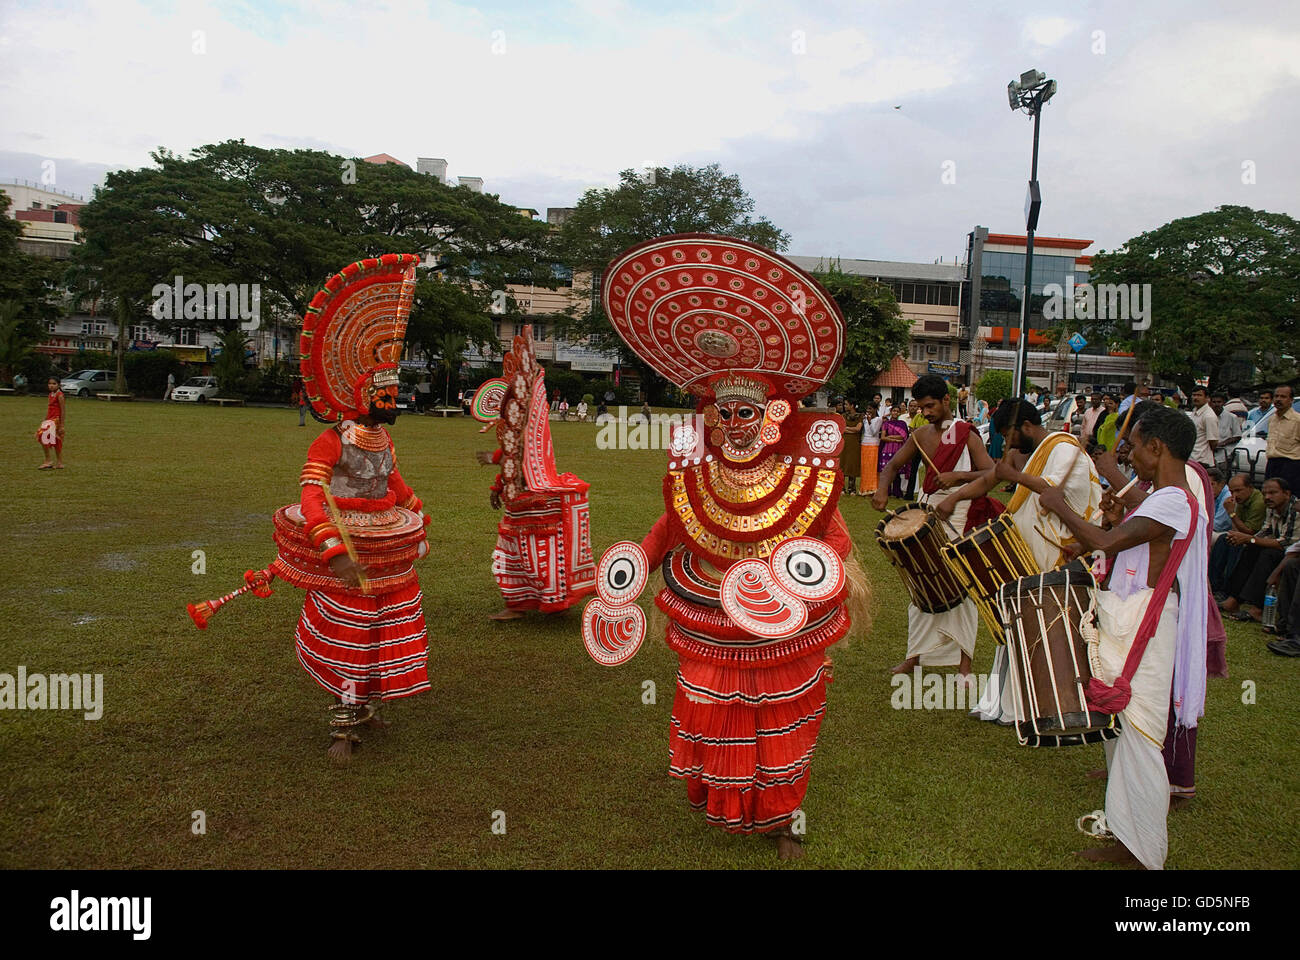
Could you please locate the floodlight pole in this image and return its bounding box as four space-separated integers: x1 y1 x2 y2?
1013 101 1043 399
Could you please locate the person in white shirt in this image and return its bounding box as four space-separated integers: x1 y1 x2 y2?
1189 387 1219 467
1210 391 1241 468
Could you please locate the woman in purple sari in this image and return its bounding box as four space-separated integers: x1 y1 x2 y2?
879 402 911 498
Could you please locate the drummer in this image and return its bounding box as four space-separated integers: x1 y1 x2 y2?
1035 406 1204 869
937 399 1102 570
875 375 999 680
935 398 1102 722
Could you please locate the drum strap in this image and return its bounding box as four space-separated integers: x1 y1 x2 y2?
1085 488 1197 714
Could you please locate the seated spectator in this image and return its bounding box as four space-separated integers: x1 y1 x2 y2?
1208 467 1231 539
1210 473 1269 596
1266 541 1300 654
1219 478 1297 622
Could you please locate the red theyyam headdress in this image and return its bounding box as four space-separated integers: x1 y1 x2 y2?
300 253 419 422
601 234 846 403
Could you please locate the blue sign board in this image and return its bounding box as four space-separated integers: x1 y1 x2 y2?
1068 333 1087 353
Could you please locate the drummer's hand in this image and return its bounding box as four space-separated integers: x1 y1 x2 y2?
1038 485 1068 517
1061 542 1086 563
1093 449 1119 476
474 450 494 466
1099 492 1125 527
871 488 889 511
936 471 960 490
329 554 368 588
935 494 958 520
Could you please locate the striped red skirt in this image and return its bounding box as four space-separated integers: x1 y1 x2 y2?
294 581 429 701
668 648 832 833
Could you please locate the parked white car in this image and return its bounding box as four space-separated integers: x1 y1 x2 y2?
1230 407 1273 485
171 376 219 403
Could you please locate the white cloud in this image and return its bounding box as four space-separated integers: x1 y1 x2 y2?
1022 17 1081 48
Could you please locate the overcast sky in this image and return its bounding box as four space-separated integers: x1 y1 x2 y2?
2 0 1297 263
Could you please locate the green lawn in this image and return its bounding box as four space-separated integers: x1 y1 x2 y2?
1 396 1295 869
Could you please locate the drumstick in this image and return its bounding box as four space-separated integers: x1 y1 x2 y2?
1113 475 1139 499
1117 394 1138 443
323 487 369 594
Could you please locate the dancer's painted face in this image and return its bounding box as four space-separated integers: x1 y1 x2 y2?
715 399 764 452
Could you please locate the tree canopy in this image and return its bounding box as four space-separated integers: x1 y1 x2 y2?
551 163 789 400
812 263 911 402
70 141 558 361
1084 205 1299 391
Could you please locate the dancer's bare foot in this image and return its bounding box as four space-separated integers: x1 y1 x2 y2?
774 828 805 861
890 655 920 675
327 737 354 765
488 608 525 621
1085 768 1108 780
1077 841 1142 867
364 709 389 729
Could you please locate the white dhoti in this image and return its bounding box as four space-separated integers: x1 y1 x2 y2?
1095 588 1177 871
909 461 978 667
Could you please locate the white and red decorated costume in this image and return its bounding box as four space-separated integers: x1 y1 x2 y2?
485 325 596 613
584 234 860 835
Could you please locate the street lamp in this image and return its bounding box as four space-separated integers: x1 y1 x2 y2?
1006 68 1057 399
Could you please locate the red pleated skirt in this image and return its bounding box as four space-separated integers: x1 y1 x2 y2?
668 648 832 833
294 581 430 701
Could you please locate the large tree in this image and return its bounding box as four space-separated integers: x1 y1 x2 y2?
552 163 789 402
71 141 556 365
1083 205 1300 392
811 263 911 401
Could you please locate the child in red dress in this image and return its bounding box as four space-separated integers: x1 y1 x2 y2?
36 377 65 469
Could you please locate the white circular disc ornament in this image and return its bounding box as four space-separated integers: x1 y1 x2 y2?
720 560 809 638
582 599 647 666
596 541 649 604
770 537 845 602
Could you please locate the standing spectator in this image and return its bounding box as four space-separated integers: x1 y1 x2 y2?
164 371 176 401
292 381 308 426
1189 386 1219 468
879 403 911 498
640 400 651 422
1080 394 1104 440
1094 394 1121 451
36 376 66 469
1210 391 1242 469
904 398 926 499
415 377 431 413
551 388 561 412
860 402 882 497
957 384 970 419
1219 477 1297 621
1247 389 1273 435
1265 385 1300 492
840 399 863 496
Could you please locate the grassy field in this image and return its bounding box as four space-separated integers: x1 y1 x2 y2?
1 395 1296 870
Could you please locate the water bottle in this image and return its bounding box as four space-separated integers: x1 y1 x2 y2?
1262 586 1278 629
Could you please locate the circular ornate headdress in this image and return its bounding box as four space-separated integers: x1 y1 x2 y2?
601 234 846 402
300 253 420 422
